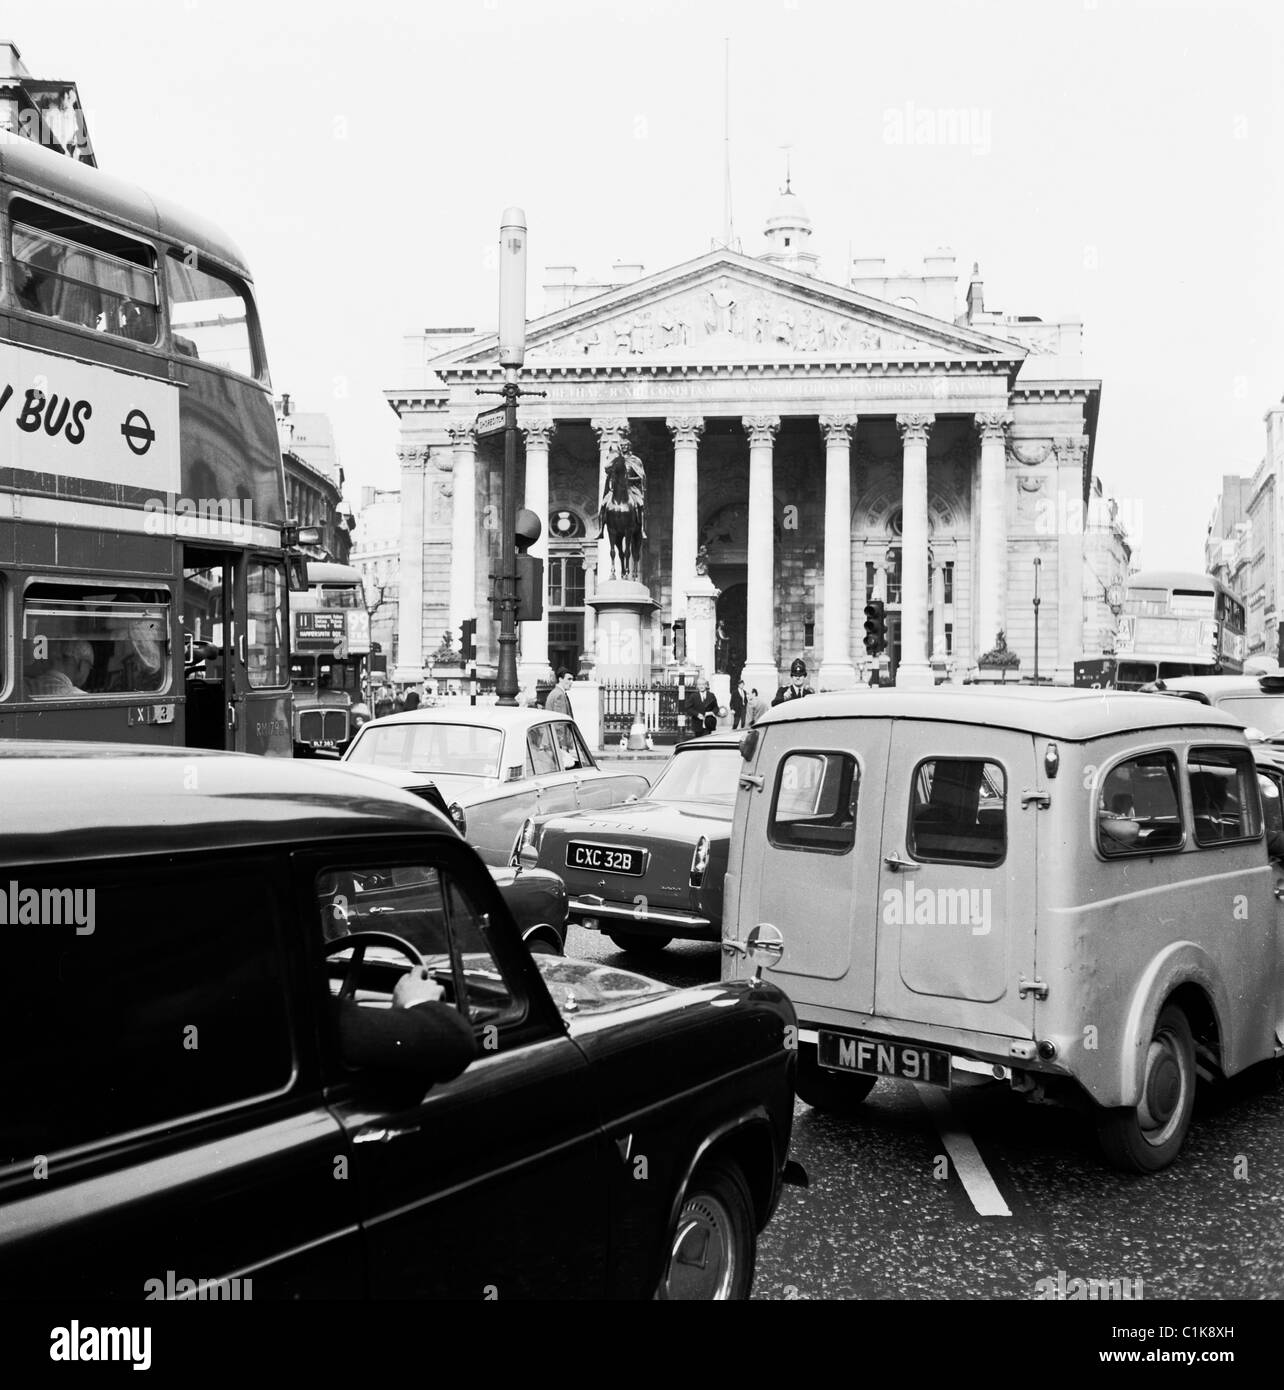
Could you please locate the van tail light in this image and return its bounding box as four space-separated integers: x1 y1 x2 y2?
690 835 711 886
510 817 538 867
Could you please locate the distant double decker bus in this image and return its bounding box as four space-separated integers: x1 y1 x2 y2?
290 560 370 754
1075 570 1247 690
0 135 296 753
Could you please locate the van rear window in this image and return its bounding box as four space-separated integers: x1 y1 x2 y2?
908 759 1006 866
1188 747 1262 847
768 751 858 852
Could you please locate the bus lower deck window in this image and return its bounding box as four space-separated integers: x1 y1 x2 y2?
22 584 170 700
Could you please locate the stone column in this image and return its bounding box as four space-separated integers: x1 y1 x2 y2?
518 420 554 690
666 416 704 624
591 418 629 581
448 423 477 630
1054 435 1088 682
394 445 427 682
896 413 934 689
581 553 598 674
931 554 947 657
741 415 780 696
819 414 858 689
975 411 1013 656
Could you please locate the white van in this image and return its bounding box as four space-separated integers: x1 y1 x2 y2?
721 688 1284 1171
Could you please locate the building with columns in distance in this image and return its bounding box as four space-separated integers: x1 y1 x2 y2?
386 186 1102 693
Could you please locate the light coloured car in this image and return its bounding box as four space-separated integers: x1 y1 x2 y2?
340 706 650 867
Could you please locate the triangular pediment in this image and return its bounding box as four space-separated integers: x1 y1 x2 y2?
432 250 1025 372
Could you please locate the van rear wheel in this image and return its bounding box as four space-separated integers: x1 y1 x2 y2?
796 1043 876 1113
1096 1004 1196 1172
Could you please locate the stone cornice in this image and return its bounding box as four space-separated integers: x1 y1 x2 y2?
435 355 1023 384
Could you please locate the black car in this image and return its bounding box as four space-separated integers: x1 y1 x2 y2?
0 743 799 1300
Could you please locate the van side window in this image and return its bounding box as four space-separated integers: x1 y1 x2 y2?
1258 770 1284 859
908 759 1006 865
1187 747 1262 847
768 751 858 853
1096 752 1183 856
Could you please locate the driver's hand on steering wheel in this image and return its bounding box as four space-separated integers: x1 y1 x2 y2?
392 964 446 1009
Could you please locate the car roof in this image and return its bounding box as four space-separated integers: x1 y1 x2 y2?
674 731 744 749
1159 675 1284 700
354 706 577 734
756 686 1247 741
0 743 448 866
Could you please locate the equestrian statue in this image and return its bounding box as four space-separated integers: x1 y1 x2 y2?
597 449 647 581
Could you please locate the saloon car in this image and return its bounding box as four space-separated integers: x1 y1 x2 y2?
515 731 742 954
0 743 799 1299
338 762 571 952
340 707 651 867
1149 671 1284 737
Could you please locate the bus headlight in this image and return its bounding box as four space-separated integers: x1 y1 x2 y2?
690 835 711 886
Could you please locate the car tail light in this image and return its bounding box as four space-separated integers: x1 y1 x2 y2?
510 816 538 866
449 802 467 836
690 835 711 886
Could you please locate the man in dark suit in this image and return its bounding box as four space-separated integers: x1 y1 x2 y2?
684 676 720 737
772 658 814 707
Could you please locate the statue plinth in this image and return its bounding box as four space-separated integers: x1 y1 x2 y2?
588 579 659 682
684 575 721 678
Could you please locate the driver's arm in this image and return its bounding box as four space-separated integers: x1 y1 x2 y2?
393 964 446 1008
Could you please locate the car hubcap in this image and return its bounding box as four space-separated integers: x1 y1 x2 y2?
1138 1031 1186 1144
661 1194 735 1299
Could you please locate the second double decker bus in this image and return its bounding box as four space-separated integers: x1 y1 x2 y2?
0 134 296 753
289 560 370 754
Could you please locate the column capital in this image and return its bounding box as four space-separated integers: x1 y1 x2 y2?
665 415 705 447
396 445 429 470
743 414 780 446
591 418 630 451
819 414 858 445
974 410 1014 442
896 412 936 445
448 422 478 449
523 419 556 449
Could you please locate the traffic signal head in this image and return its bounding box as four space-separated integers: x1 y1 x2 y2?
863 599 887 656
459 618 477 664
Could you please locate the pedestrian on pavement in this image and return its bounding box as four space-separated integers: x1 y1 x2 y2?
402 690 420 711
772 658 814 707
747 687 771 726
545 668 575 715
684 676 720 737
730 677 748 729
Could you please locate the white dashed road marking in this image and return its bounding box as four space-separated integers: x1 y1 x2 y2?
915 1084 1012 1217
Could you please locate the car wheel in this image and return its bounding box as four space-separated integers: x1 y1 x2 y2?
1096 1004 1196 1173
656 1159 755 1300
606 930 672 954
795 1043 876 1113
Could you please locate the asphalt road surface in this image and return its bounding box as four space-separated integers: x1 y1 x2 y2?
564 923 1284 1302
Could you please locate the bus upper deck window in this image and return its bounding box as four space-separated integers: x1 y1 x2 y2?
10 199 158 343
164 252 260 379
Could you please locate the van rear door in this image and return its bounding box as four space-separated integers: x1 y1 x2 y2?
733 719 890 1013
873 726 1038 1040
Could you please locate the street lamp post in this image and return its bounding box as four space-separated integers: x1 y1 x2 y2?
494 209 527 706
1033 557 1042 685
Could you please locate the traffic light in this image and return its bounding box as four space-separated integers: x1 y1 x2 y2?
863 600 887 656
459 618 477 664
515 553 543 621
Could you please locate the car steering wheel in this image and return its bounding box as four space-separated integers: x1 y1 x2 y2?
322 930 429 1002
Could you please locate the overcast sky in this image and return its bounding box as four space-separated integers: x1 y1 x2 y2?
16 0 1284 568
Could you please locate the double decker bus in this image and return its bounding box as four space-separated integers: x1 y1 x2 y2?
1075 570 1247 690
0 135 296 753
290 560 370 754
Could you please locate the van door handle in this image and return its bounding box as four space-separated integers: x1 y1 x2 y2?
739 774 764 790
883 851 911 872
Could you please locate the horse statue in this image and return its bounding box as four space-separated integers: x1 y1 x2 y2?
598 451 645 580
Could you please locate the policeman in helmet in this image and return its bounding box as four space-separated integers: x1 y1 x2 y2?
772 658 814 706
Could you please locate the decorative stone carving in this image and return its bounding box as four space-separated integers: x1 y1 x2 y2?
744 415 780 447
523 420 556 449
666 415 705 448
396 445 428 470
974 410 1013 442
591 418 630 452
447 424 477 449
896 412 936 446
1010 438 1053 465
1053 436 1087 467
819 414 858 445
532 277 952 360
